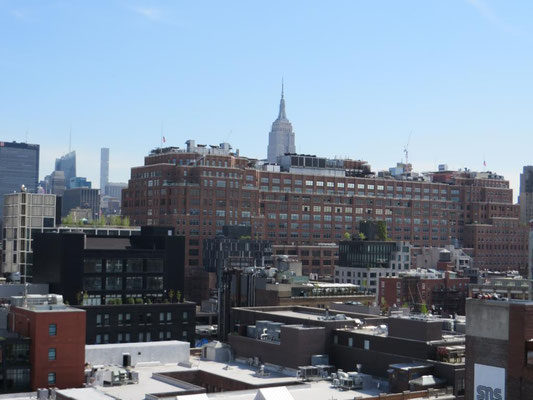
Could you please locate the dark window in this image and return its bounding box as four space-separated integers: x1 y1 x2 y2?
147 276 163 290
83 259 102 273
83 277 102 290
126 277 143 290
126 259 143 273
146 259 164 272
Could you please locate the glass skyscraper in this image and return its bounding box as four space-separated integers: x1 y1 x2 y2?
0 141 40 238
55 150 76 187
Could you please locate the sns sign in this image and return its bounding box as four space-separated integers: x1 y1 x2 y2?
474 364 505 400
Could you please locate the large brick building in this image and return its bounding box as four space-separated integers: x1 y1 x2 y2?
379 269 470 314
121 141 527 299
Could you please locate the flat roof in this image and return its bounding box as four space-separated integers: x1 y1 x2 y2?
84 357 385 400
261 310 332 321
95 359 300 400
186 381 382 400
56 387 115 400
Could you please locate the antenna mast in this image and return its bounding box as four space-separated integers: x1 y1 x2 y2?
403 131 412 165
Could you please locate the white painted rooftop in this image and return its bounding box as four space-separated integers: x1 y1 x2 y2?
60 357 386 400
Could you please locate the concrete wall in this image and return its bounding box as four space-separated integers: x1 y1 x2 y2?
85 340 189 366
465 299 509 340
388 317 443 342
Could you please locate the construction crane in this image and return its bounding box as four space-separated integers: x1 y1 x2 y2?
403 131 412 165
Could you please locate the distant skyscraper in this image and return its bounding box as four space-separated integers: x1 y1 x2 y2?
519 165 533 224
267 83 295 163
62 188 100 219
55 151 76 187
100 148 109 196
0 141 40 238
47 170 66 196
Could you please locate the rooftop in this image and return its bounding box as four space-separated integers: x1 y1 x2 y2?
70 358 386 400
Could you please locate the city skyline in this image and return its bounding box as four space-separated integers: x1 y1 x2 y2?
2 1 533 197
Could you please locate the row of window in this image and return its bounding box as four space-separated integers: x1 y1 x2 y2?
96 330 187 344
96 311 189 327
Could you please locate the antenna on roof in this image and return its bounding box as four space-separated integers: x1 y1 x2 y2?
403 131 412 165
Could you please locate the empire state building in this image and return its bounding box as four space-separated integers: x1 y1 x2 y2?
267 84 295 163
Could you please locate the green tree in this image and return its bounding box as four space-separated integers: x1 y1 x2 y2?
61 214 74 226
377 221 389 241
358 232 366 240
176 290 182 303
420 303 429 314
168 289 175 303
343 232 352 240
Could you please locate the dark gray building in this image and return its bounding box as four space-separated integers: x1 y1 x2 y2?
0 141 40 239
31 226 185 306
54 151 76 189
79 302 195 347
203 226 272 274
519 165 533 224
62 187 100 218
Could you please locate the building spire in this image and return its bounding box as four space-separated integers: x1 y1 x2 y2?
278 79 287 120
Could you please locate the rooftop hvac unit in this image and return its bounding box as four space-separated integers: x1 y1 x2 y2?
37 388 49 400
130 371 139 383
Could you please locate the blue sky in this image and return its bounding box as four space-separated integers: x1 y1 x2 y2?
1 1 532 199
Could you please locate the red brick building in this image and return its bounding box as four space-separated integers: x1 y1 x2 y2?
379 269 470 314
121 142 527 300
464 217 529 274
272 243 338 279
9 296 86 390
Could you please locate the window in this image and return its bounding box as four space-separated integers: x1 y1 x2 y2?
146 259 164 272
106 259 123 273
83 277 102 290
126 259 143 273
48 324 57 336
106 277 122 290
364 340 370 350
48 348 56 361
83 259 102 273
147 276 163 289
47 372 56 385
126 276 143 290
